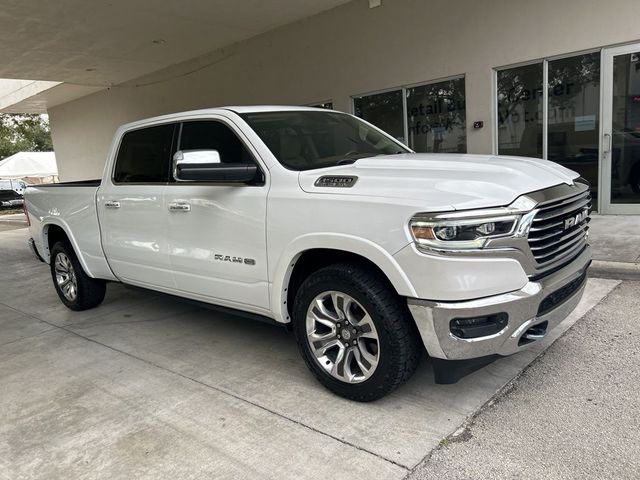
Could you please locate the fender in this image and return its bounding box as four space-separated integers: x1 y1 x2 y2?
41 218 117 281
41 218 91 273
270 233 418 323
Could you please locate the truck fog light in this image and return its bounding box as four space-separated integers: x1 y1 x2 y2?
450 313 508 339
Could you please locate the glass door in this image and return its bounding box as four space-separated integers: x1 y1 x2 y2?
601 44 640 214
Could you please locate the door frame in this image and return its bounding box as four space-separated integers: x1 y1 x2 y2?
600 42 640 214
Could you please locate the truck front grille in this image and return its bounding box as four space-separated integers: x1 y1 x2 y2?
527 189 591 268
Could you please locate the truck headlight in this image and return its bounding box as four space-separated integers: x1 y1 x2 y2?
410 215 518 251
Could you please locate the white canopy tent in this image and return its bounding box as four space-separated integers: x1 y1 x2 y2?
0 151 57 182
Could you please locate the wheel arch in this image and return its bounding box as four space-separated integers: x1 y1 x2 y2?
271 234 417 324
42 220 95 277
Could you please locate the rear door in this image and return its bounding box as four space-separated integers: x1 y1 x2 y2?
97 123 177 289
164 118 270 311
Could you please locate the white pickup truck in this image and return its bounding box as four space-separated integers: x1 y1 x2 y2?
25 106 591 401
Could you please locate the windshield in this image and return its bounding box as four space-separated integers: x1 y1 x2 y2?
240 110 410 171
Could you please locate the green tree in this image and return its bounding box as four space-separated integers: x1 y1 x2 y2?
0 113 53 160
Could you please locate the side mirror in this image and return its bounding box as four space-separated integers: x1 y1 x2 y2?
173 150 258 183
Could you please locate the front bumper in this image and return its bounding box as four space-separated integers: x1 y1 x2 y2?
407 245 591 360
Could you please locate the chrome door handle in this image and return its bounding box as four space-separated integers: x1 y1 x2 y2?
104 200 120 209
168 202 191 212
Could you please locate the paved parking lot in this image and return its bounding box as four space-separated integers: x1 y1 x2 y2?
0 226 618 479
0 212 28 232
409 279 640 479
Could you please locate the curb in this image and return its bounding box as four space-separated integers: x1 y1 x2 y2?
589 260 640 281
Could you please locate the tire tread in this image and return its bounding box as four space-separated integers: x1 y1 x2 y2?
293 262 421 401
50 241 106 311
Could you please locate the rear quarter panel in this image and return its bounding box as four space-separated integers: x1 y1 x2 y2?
25 185 116 280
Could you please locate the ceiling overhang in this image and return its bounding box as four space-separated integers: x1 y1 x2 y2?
0 0 352 113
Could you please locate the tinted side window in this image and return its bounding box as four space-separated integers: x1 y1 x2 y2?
180 121 255 164
114 124 175 183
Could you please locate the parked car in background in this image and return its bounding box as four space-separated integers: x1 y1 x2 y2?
24 106 592 401
0 179 27 207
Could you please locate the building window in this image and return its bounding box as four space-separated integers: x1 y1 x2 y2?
406 77 466 153
353 77 467 152
496 52 600 197
547 53 600 196
611 52 640 204
497 63 543 157
353 90 404 143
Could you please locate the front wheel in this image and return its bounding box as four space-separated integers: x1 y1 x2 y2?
292 263 421 401
50 241 106 311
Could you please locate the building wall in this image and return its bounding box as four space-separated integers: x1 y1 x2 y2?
48 0 640 180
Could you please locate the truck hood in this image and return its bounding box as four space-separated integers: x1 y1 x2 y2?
298 153 580 211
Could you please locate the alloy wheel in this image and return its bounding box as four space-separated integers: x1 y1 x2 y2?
305 290 380 384
54 252 78 301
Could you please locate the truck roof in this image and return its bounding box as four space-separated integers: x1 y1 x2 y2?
118 105 336 132
225 105 329 113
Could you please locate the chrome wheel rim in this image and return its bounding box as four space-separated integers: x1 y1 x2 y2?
305 291 380 384
54 252 78 301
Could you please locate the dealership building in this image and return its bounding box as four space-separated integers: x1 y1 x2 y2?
0 0 638 214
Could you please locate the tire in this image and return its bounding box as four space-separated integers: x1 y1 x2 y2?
50 241 106 311
292 263 421 401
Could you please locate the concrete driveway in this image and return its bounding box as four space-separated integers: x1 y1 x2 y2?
0 226 618 479
0 212 28 232
408 279 640 479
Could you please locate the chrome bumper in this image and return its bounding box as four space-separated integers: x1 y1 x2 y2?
407 246 591 360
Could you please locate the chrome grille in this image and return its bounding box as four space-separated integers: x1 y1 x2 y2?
527 189 591 267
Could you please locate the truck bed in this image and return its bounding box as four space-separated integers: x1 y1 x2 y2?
25 183 116 280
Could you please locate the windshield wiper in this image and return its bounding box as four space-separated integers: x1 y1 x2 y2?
336 158 357 166
335 152 378 166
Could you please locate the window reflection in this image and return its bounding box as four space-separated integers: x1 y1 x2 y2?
406 78 466 153
353 90 405 143
548 53 600 200
611 52 640 204
497 64 543 158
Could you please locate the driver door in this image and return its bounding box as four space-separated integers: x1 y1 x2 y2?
164 118 270 311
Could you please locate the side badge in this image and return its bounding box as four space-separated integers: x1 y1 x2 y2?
214 254 256 266
314 176 358 188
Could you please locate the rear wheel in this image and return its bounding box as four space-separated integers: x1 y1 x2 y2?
50 241 106 311
292 263 421 401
